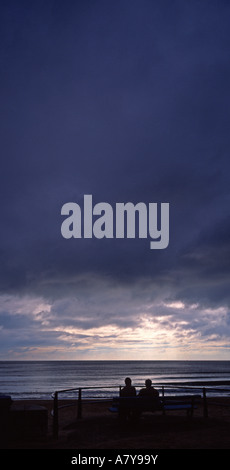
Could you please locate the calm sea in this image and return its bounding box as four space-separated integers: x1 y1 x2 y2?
0 360 230 400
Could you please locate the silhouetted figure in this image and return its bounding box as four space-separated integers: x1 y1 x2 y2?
119 377 136 421
138 379 159 398
120 377 136 397
138 379 161 412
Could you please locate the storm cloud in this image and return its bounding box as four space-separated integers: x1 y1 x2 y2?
1 0 230 359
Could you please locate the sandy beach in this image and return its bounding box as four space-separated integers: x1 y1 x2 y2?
2 397 230 450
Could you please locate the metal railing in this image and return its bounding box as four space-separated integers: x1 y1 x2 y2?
51 383 215 439
51 385 122 439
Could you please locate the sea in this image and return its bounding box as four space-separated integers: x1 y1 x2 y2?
1 360 230 400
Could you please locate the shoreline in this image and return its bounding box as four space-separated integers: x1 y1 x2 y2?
2 397 230 449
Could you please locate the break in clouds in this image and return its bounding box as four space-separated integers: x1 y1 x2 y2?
0 0 230 358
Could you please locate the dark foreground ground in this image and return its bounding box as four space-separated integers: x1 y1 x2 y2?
2 397 230 450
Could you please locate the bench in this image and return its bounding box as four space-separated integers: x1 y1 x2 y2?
109 394 202 418
162 395 202 416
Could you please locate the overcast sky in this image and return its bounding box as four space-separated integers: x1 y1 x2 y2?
1 0 230 360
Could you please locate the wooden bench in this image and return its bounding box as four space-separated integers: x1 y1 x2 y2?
109 394 202 418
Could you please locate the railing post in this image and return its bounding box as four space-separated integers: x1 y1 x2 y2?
203 387 208 419
53 391 59 439
162 385 165 415
77 387 82 419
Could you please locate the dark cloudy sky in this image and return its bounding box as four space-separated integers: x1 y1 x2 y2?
1 0 230 360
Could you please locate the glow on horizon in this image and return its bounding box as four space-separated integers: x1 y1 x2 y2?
0 294 230 361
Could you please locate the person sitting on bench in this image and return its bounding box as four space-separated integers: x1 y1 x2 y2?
139 379 159 398
119 377 136 421
120 377 136 397
138 379 161 411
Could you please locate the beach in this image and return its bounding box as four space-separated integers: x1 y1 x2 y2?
2 396 230 450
